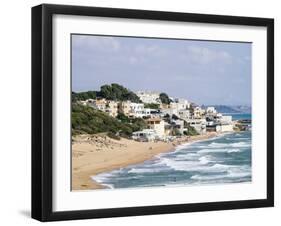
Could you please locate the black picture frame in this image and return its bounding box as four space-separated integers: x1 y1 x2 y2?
32 3 274 222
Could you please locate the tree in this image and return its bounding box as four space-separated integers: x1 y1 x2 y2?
72 83 142 103
72 91 97 102
116 113 130 123
159 92 171 104
185 124 199 136
144 103 160 109
100 83 141 102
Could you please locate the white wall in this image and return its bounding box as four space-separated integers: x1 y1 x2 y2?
0 0 279 225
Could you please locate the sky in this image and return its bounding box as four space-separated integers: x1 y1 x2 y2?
72 34 252 106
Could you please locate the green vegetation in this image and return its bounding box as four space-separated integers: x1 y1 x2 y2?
72 91 97 101
116 112 130 123
159 92 171 104
72 83 141 103
144 103 160 109
171 128 182 136
184 125 199 136
72 103 147 137
100 83 141 103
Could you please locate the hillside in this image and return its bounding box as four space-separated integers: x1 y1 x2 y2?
72 103 147 137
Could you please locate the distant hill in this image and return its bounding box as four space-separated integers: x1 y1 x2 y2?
203 105 251 114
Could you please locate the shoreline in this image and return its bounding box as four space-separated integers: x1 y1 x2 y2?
72 132 219 190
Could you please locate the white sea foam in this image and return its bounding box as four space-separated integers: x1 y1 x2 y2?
231 142 251 148
91 173 115 189
226 137 248 141
208 141 250 148
227 149 242 153
128 167 164 174
198 148 242 154
191 165 251 181
174 153 200 161
158 156 234 173
198 156 211 164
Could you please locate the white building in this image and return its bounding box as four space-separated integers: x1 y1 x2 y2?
206 106 217 115
161 108 179 117
216 123 233 132
119 101 131 116
146 117 165 137
193 106 205 119
219 115 232 124
187 118 207 134
87 98 107 112
140 108 159 118
174 98 190 109
132 129 158 141
129 103 144 117
136 91 160 104
105 100 118 117
178 109 191 120
172 119 186 135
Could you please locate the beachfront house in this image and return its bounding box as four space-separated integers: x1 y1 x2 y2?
219 115 233 124
187 118 207 134
146 117 165 138
171 119 186 135
132 129 158 142
216 123 234 132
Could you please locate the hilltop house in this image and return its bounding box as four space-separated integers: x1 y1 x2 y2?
174 98 190 109
206 106 217 115
136 91 160 104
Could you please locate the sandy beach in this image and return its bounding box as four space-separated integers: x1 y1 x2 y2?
72 132 218 190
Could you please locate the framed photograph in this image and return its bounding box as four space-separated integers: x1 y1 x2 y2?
32 4 274 221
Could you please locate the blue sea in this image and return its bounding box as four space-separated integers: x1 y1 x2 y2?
93 130 252 189
224 113 252 121
93 113 252 189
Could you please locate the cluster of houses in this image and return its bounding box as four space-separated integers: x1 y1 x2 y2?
80 91 234 142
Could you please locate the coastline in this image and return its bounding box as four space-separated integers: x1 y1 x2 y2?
72 132 218 190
